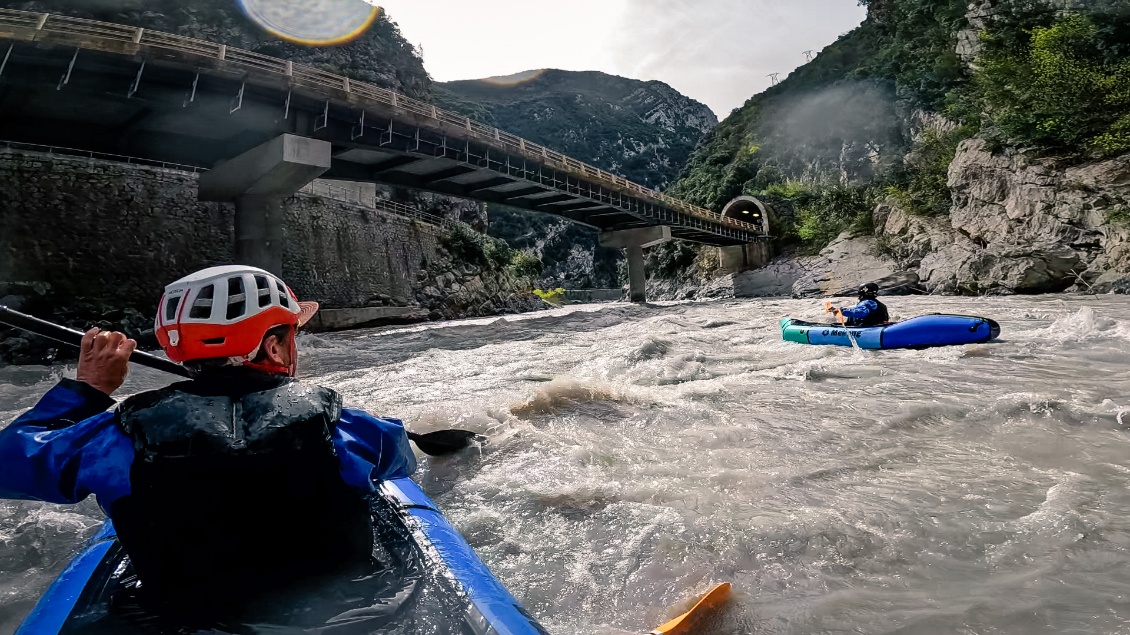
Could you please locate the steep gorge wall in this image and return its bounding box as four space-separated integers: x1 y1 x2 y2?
437 69 720 290
880 139 1130 295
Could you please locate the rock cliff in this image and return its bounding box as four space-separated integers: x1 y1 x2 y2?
880 139 1130 295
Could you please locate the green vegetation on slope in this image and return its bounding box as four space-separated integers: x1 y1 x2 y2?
970 6 1130 155
668 0 1130 256
484 205 623 289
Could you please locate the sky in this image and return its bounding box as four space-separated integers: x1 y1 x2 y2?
371 0 868 118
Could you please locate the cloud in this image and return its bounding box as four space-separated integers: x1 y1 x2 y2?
607 0 867 116
377 0 865 117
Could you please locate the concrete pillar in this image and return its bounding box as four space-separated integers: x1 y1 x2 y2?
234 195 285 274
626 245 646 303
199 135 332 275
599 226 672 303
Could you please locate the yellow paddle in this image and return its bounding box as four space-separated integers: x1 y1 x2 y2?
825 301 862 351
649 582 733 635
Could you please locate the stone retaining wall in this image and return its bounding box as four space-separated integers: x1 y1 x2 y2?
0 149 443 309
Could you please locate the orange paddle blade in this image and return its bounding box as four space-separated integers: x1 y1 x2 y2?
649 583 733 635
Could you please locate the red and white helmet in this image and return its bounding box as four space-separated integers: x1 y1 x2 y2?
155 265 318 365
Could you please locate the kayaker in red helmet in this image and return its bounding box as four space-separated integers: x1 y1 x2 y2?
0 265 416 621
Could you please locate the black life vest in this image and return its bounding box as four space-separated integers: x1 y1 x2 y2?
859 299 890 327
112 375 372 610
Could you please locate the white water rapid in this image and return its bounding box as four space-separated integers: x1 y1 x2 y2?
3 295 1130 634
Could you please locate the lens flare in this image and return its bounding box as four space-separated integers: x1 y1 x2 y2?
237 0 381 46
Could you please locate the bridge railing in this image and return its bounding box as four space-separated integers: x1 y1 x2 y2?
0 9 767 238
0 139 205 173
141 31 224 58
224 47 290 76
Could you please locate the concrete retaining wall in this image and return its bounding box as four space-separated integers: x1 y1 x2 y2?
565 289 624 303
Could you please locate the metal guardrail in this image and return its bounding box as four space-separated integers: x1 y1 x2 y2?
0 139 205 173
0 140 453 229
0 8 766 238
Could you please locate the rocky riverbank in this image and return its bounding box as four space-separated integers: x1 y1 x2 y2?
0 282 158 365
653 139 1130 301
414 252 550 322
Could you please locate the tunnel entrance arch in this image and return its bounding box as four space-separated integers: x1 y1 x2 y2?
721 196 772 236
718 196 774 274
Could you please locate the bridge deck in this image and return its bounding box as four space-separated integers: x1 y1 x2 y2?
0 9 768 245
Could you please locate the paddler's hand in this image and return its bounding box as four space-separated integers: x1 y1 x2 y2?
76 328 136 395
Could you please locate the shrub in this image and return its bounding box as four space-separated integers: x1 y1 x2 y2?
443 223 517 271
509 251 544 278
534 288 567 304
890 127 964 216
444 223 488 267
975 13 1130 156
1107 205 1130 225
484 238 513 269
790 185 877 252
758 179 812 199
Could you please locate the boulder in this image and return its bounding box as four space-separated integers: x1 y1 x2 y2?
925 138 1130 293
1091 270 1130 294
0 295 31 312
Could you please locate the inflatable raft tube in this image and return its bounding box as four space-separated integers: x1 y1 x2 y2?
781 314 1001 349
16 477 549 635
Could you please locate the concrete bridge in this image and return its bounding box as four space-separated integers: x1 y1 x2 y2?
0 9 772 302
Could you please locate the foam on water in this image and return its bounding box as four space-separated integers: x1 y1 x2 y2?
4 295 1130 633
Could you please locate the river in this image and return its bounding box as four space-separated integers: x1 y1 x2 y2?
2 295 1130 634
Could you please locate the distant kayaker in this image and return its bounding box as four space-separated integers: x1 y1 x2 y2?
830 282 890 327
0 265 416 618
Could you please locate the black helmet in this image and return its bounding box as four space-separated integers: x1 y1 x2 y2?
858 282 879 300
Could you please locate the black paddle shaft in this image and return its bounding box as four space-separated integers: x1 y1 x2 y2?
0 305 190 378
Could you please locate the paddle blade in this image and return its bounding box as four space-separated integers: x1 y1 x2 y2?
406 429 483 456
649 582 732 635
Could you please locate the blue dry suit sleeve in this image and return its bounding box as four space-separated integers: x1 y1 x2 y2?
839 299 878 323
0 379 132 505
334 409 417 492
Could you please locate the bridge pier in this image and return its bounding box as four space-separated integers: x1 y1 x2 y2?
599 226 671 303
718 242 773 274
199 135 332 274
233 195 286 275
